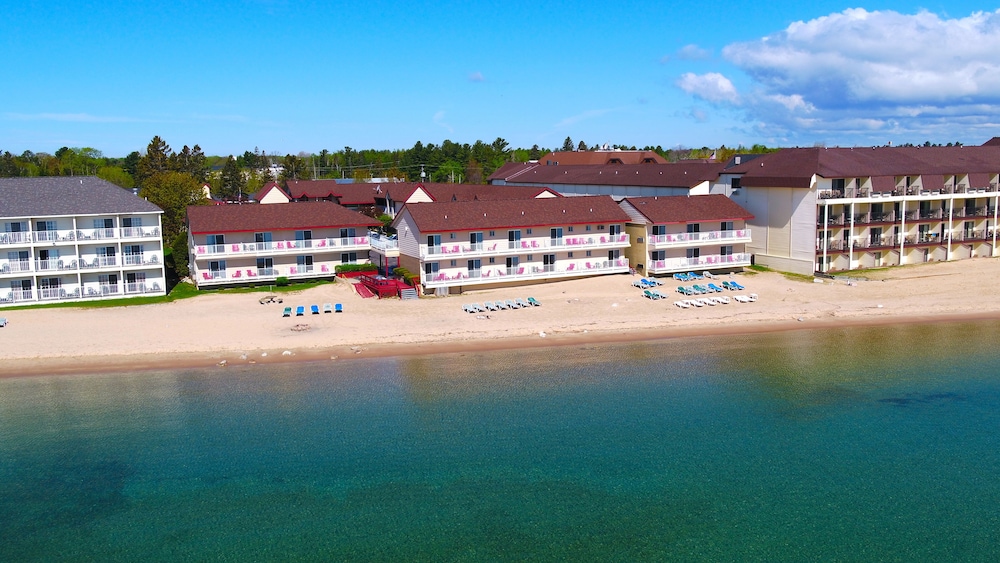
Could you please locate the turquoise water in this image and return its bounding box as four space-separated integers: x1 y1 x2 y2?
2 321 1000 561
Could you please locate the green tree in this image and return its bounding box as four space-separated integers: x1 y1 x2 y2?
97 166 134 189
529 144 542 160
170 231 190 278
170 145 208 183
577 140 587 151
218 155 246 201
140 171 207 240
136 136 172 186
279 154 310 183
561 136 574 152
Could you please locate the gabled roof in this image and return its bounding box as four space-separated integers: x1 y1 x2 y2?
254 182 288 202
374 182 561 203
392 195 630 233
187 201 379 234
285 179 342 199
488 162 724 188
0 176 163 217
983 137 1000 147
621 195 754 224
537 150 668 165
726 145 1000 188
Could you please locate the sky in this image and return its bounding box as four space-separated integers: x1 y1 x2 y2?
3 1 1000 157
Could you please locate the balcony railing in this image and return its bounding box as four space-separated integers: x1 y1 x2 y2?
646 253 751 273
421 234 629 259
0 260 32 274
79 256 118 269
422 259 630 288
648 230 749 247
120 227 161 239
34 229 77 243
368 233 399 251
195 236 370 257
75 228 118 241
0 289 35 303
0 232 33 245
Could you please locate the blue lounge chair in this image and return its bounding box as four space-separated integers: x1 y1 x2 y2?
515 298 530 308
707 283 725 292
505 299 520 309
692 284 709 294
730 280 746 290
311 304 320 314
295 306 304 316
687 272 703 280
527 297 541 306
643 289 660 300
335 303 343 313
722 281 735 290
282 307 291 317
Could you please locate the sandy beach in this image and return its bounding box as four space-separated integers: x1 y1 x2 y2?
3 258 1000 377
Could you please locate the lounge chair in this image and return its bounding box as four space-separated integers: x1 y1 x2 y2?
311 304 320 314
692 284 709 294
473 303 488 312
527 297 541 306
688 298 704 307
674 301 689 309
323 303 333 313
730 281 746 290
515 298 530 308
644 278 663 286
0 317 7 327
703 271 715 279
643 290 659 300
295 306 304 316
282 307 292 317
463 304 477 313
747 293 758 302
687 272 702 280
707 283 725 292
652 290 669 300
335 303 343 313
715 295 731 305
632 280 645 288
504 299 520 309
733 295 750 303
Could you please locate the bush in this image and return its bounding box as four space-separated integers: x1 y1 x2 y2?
393 267 419 286
170 232 190 278
335 263 378 274
276 276 289 287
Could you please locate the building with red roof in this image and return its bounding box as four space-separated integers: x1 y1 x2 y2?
619 195 754 276
391 195 631 293
721 142 1000 274
186 201 379 288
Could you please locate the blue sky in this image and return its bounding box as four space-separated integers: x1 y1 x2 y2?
3 1 999 156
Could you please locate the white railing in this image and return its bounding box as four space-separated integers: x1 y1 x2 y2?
0 260 32 274
423 259 630 288
647 253 751 273
76 228 118 241
120 227 161 239
34 229 78 243
369 233 399 251
0 232 32 245
648 229 750 247
194 236 370 257
420 234 629 259
80 256 118 269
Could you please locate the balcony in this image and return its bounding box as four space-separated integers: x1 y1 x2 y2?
194 236 370 258
0 232 33 246
420 234 629 260
817 214 845 226
646 253 751 274
79 256 119 269
950 230 988 242
647 230 749 248
75 228 118 241
0 260 33 274
422 259 630 289
119 226 161 239
34 229 78 243
368 233 399 253
0 289 36 304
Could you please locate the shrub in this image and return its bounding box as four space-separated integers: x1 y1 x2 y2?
275 276 289 287
335 263 378 274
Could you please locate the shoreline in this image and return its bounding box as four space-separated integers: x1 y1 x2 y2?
5 258 1000 379
5 307 1000 379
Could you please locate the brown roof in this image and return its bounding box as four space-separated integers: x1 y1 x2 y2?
187 201 379 234
537 150 668 165
622 195 754 224
285 179 342 199
488 162 724 188
393 195 630 233
728 146 1000 188
983 137 1000 147
375 182 561 203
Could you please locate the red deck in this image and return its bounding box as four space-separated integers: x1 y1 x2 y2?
357 274 413 298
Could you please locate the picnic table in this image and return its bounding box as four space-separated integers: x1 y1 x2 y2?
259 295 283 305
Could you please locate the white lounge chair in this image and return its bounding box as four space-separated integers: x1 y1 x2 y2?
674 301 690 309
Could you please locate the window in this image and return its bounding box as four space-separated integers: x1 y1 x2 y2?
686 248 700 259
207 234 225 246
424 262 439 275
526 228 533 235
340 228 357 240
470 232 483 246
450 260 456 267
527 255 533 261
652 250 665 261
508 230 521 249
608 224 621 235
652 225 666 236
489 230 495 237
568 226 574 232
832 179 846 191
686 224 700 233
567 252 574 258
124 245 144 265
585 250 592 257
208 261 226 278
586 225 592 231
731 177 741 190
295 230 313 244
721 221 734 231
598 225 606 230
489 257 495 264
427 234 441 249
543 254 556 271
296 255 314 273
449 233 456 239
122 217 142 228
721 246 733 256
257 257 274 275
467 259 481 273
636 237 643 244
341 252 358 263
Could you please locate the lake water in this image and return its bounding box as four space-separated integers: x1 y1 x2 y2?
2 321 1000 561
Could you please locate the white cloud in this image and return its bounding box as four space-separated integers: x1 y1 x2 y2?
676 73 740 105
713 8 1000 142
676 44 711 61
